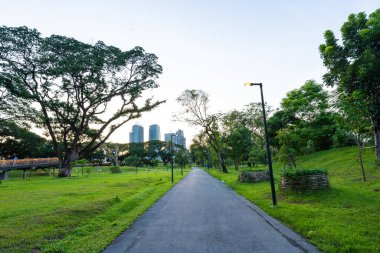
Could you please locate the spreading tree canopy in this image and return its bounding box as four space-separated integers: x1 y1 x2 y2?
0 26 164 176
319 9 380 159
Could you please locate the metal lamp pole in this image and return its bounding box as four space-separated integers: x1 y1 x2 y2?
244 82 277 206
170 134 176 183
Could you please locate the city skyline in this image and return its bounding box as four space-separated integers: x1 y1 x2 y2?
128 123 187 147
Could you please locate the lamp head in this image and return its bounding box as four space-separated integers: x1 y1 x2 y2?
244 82 262 86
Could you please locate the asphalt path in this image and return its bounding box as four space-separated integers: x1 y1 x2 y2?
103 168 318 253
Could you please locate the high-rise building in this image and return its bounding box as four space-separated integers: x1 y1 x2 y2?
164 129 186 148
129 124 144 143
149 124 161 141
164 133 175 143
176 129 186 148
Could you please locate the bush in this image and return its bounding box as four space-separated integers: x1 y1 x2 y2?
248 147 268 166
73 159 89 167
85 167 91 177
301 140 315 154
281 168 327 179
332 128 356 148
123 155 140 167
109 166 121 173
151 159 159 167
375 159 380 170
278 145 297 163
239 170 269 183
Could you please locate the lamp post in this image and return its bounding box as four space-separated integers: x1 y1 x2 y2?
170 134 177 183
244 82 277 206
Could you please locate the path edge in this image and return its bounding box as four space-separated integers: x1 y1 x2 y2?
208 171 320 253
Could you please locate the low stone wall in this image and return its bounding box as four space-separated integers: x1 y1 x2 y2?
239 170 270 183
280 173 329 191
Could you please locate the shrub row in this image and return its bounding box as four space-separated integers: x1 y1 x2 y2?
239 170 269 183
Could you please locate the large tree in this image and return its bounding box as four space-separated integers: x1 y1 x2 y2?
189 132 210 167
222 110 253 169
222 103 272 168
0 26 164 176
267 110 297 150
223 103 270 150
158 142 172 166
223 126 252 170
281 80 329 121
145 140 163 166
176 89 228 173
276 80 338 158
319 9 380 159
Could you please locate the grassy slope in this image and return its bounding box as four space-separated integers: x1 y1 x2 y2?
207 146 380 253
0 166 188 253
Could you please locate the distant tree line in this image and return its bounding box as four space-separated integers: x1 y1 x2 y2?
82 140 190 169
122 140 190 169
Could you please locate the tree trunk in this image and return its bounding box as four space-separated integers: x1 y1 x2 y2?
374 125 380 160
58 165 71 177
207 151 212 169
217 152 228 173
58 150 78 177
234 160 239 170
357 133 366 182
115 145 119 166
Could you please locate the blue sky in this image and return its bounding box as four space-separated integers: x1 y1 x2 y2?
1 0 379 144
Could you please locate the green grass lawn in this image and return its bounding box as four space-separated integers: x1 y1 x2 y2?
206 146 380 253
0 165 189 253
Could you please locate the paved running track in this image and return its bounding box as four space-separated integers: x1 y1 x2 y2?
103 168 318 253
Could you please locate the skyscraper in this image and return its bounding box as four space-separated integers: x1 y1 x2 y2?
129 124 144 143
129 132 133 143
164 133 175 143
176 129 186 148
149 124 161 141
164 129 186 148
